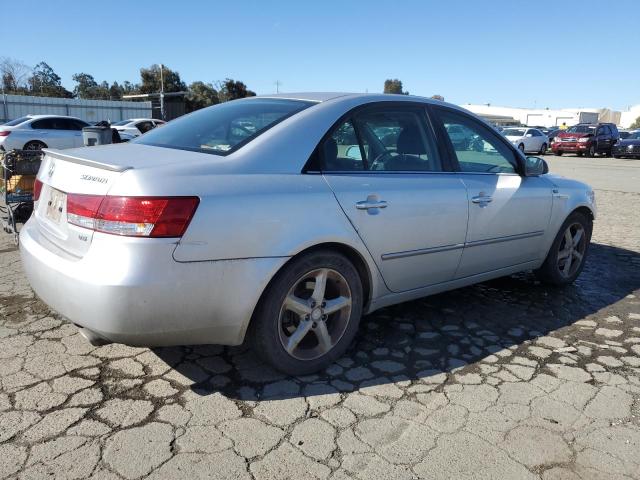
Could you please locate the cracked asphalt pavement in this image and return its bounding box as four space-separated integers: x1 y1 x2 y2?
1 155 639 479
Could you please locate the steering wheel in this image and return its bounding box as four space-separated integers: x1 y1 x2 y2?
369 150 394 171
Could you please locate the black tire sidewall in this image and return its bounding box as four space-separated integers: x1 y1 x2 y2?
251 250 363 375
24 141 46 150
537 212 592 285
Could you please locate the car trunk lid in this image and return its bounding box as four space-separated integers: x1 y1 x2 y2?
34 149 129 258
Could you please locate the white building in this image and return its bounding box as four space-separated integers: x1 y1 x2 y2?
461 104 623 128
620 105 640 128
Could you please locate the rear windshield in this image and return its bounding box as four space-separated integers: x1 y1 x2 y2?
112 119 133 126
134 99 314 155
3 116 31 126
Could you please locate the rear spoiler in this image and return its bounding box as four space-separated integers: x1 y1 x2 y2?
43 149 132 173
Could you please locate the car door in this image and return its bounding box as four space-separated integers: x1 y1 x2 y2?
524 129 539 152
66 119 87 147
597 125 611 152
31 118 73 149
431 106 553 278
320 104 469 293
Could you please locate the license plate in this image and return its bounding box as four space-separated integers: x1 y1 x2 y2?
46 188 66 224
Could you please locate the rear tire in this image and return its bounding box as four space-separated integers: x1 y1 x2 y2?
518 144 525 153
250 250 363 375
535 211 592 286
576 152 583 157
539 143 547 154
23 140 47 151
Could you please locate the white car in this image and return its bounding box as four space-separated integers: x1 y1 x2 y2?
502 127 549 154
0 115 89 151
111 118 165 138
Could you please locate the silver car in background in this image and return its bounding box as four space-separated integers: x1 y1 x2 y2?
20 93 596 374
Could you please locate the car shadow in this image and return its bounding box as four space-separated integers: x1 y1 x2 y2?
151 242 640 400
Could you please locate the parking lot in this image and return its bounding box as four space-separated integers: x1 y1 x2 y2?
1 154 639 480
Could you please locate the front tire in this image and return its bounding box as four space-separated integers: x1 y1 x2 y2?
535 211 592 286
518 144 525 153
554 150 563 156
586 144 597 158
250 250 363 375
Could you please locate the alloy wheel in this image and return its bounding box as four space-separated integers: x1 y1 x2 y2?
556 222 587 278
278 268 352 361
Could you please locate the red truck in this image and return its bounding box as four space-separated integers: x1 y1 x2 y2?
551 123 619 157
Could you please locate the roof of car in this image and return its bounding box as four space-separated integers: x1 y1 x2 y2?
25 114 81 119
256 92 445 104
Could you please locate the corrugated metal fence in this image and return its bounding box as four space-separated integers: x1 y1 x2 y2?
1 94 152 123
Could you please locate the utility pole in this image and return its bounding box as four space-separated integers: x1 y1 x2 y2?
274 80 282 94
160 63 165 120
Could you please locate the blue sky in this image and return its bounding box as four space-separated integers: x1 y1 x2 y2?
3 0 639 110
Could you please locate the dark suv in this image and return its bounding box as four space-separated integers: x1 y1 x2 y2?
551 123 619 157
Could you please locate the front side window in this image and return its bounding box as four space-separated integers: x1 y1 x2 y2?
134 99 313 155
136 121 155 134
435 108 518 174
31 118 55 130
319 106 442 172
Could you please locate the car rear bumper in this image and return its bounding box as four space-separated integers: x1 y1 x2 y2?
19 218 288 347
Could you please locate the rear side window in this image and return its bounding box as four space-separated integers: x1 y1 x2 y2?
134 99 313 155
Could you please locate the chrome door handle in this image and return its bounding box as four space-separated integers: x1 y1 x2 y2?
471 195 493 204
356 200 387 210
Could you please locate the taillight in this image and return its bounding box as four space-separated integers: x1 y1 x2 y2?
67 195 199 238
33 179 43 201
0 131 10 137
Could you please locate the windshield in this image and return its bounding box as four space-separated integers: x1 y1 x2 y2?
502 128 526 137
629 131 640 140
134 99 314 155
567 125 595 134
3 116 31 126
112 119 133 126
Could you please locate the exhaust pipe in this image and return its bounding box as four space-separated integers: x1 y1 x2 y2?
77 326 112 346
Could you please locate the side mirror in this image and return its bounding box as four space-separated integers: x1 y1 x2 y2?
525 156 548 176
525 133 533 137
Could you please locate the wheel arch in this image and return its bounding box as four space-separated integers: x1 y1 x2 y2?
23 139 47 150
243 241 375 344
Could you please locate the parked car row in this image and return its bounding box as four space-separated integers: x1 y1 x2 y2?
0 115 164 151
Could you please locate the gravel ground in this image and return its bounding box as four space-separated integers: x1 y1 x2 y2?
0 157 639 479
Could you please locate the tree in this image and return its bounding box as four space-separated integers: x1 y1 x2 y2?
28 62 72 98
72 73 98 98
0 57 31 94
216 78 256 102
139 64 186 94
431 94 444 101
630 116 640 130
383 79 408 95
186 81 219 112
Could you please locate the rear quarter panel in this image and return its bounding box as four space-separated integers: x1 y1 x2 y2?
108 167 388 300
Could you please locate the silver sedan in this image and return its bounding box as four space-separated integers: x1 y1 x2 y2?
20 93 596 375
